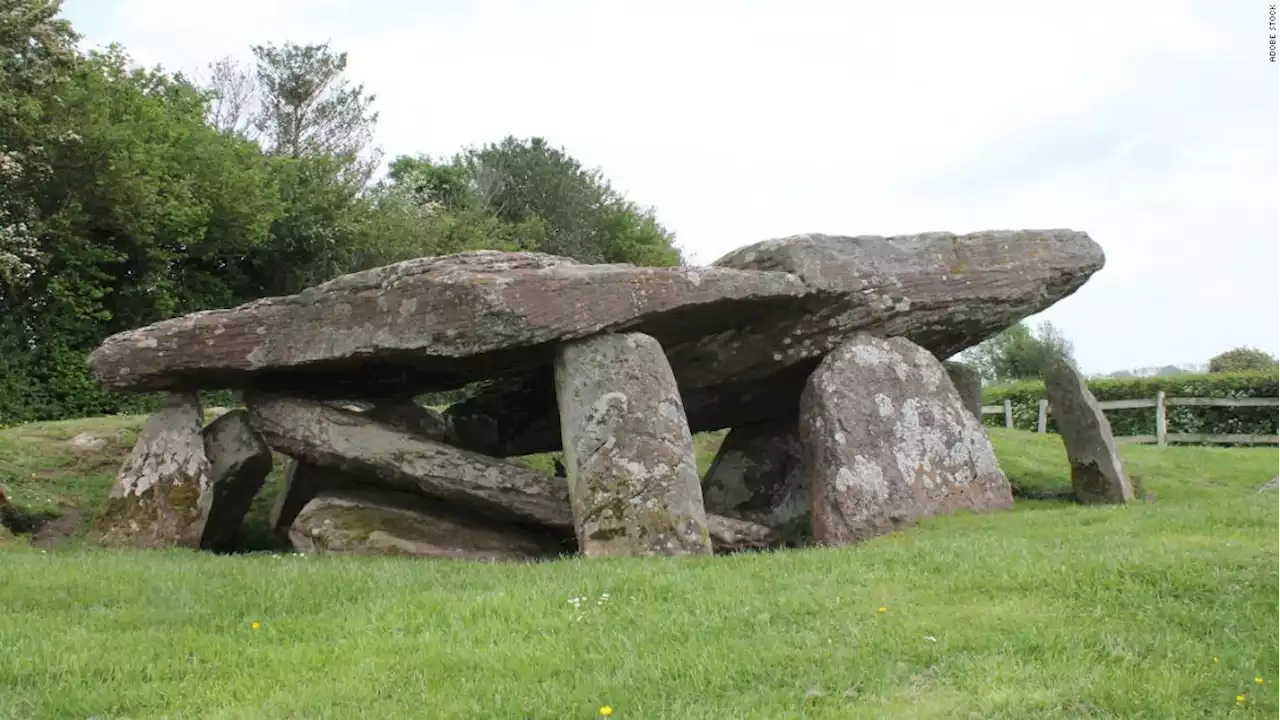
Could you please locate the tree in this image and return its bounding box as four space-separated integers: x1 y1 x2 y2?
1208 347 1278 374
1 43 282 423
386 137 684 267
0 0 79 291
250 42 378 170
201 56 256 138
958 320 1076 383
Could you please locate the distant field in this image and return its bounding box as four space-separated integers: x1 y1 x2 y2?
1 415 1276 718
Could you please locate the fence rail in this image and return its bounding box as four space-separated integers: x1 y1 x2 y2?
980 394 1280 446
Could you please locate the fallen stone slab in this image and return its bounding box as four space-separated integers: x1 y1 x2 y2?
444 229 1105 455
705 514 781 553
1043 356 1134 504
91 392 211 548
289 488 569 560
199 409 273 551
268 400 455 535
555 333 712 557
87 250 810 398
245 393 574 529
802 334 1014 546
702 418 809 540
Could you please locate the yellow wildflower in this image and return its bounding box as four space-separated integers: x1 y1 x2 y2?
1256 677 1265 685
599 706 613 717
1236 694 1246 704
1212 656 1219 663
877 606 887 614
251 621 261 630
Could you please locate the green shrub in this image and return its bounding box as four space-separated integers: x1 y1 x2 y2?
982 370 1279 440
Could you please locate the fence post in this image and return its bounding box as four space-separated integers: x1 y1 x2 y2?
1003 399 1013 429
1036 399 1048 433
1155 390 1167 447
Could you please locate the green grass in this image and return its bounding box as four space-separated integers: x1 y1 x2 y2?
1 415 1277 718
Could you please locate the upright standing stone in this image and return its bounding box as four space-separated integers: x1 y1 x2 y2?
269 459 360 536
702 418 810 539
554 332 712 557
199 409 273 551
1042 356 1134 504
944 361 984 422
801 335 1013 546
92 392 211 548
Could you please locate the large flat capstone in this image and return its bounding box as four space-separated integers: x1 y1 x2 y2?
87 251 810 398
448 229 1106 454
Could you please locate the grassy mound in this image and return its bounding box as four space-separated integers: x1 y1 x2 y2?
0 415 1276 718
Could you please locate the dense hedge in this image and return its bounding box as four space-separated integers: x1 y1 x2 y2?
982 370 1279 439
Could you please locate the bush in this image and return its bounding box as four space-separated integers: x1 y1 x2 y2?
982 370 1279 440
1208 347 1278 374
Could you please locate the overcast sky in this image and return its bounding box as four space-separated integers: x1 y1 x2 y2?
62 0 1278 375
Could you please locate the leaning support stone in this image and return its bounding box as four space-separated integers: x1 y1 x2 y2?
555 332 712 558
246 393 573 529
1043 356 1134 504
269 459 360 536
801 335 1014 546
92 392 211 548
944 361 984 422
199 409 273 551
702 418 810 542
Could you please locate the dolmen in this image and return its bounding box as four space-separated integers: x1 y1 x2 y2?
86 229 1106 559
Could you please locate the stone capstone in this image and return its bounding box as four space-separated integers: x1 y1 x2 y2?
87 251 810 398
289 488 567 560
92 392 211 549
801 334 1014 546
702 418 809 540
199 409 273 551
440 229 1106 455
555 332 712 557
1042 356 1134 504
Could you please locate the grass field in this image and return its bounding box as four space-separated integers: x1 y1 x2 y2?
1 414 1277 718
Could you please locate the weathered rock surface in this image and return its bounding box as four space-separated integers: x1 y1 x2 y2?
266 400 451 535
87 251 809 397
269 459 361 535
1043 356 1134 504
68 432 108 453
92 392 211 548
364 399 457 443
199 409 272 551
702 418 809 538
444 229 1106 455
245 393 574 528
555 333 712 557
801 335 1013 546
289 488 567 560
705 514 780 552
944 361 984 421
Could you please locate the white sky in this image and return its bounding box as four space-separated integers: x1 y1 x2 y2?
62 0 1279 375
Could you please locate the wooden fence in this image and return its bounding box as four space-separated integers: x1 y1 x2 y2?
980 393 1280 446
